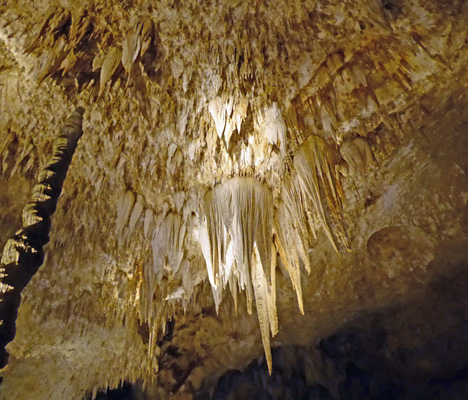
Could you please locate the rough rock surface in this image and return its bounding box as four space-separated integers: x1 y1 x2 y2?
198 267 468 400
0 0 468 398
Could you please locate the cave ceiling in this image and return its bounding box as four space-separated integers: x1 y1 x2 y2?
1 0 468 399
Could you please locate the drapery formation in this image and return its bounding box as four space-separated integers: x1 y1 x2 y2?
0 107 84 368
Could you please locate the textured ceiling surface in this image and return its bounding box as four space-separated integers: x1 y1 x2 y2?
0 0 468 398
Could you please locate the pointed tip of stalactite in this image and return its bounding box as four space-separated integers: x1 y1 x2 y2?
266 350 273 376
298 301 304 315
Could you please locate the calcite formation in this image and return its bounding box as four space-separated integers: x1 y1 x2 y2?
0 107 84 368
0 0 467 399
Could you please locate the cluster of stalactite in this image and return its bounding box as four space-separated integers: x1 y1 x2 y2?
25 5 157 97
198 128 354 372
0 108 84 368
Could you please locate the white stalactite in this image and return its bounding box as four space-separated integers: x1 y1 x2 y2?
208 95 248 146
256 102 287 157
199 177 277 372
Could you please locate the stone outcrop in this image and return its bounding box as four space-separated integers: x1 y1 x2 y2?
0 108 83 368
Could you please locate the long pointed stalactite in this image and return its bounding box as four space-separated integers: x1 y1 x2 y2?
0 107 84 369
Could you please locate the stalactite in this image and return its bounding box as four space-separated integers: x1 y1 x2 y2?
291 134 349 253
275 134 349 315
0 107 84 369
116 190 135 234
100 47 122 95
274 182 309 315
256 102 287 157
199 177 277 372
208 94 248 147
198 145 350 372
340 136 375 175
122 17 155 79
139 211 187 334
